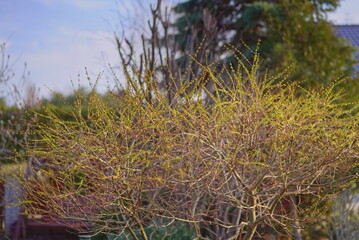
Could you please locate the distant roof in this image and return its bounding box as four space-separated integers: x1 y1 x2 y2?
336 25 359 47
335 25 359 72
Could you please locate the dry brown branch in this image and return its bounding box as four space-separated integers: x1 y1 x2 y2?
13 47 359 239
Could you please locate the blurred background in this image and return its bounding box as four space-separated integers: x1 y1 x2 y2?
0 0 358 105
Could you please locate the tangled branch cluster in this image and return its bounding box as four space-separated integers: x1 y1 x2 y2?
21 51 358 240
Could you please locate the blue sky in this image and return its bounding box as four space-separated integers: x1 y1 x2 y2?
1 0 359 103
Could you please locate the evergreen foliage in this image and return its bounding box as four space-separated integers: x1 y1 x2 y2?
173 0 357 86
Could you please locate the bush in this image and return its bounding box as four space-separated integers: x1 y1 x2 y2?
20 49 358 240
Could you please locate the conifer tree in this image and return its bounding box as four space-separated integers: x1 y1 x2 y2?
173 0 357 86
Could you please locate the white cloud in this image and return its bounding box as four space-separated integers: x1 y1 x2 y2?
70 0 110 9
22 29 121 99
328 0 359 24
33 0 110 10
329 11 359 25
